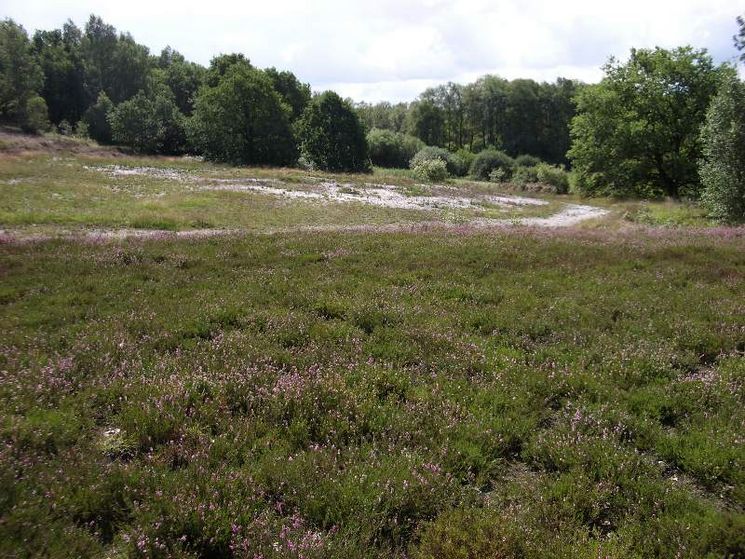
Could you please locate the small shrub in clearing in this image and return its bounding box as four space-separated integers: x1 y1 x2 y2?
469 149 515 181
513 165 540 186
412 158 449 182
410 146 459 176
536 163 570 194
453 148 476 177
489 168 507 183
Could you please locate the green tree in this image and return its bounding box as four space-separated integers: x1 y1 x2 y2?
109 90 186 153
81 15 151 103
264 67 311 122
735 16 745 63
407 98 445 147
0 19 44 125
189 64 296 165
205 53 252 87
32 22 88 125
82 91 114 143
156 47 205 116
296 91 369 172
367 128 424 168
699 75 745 223
569 47 729 198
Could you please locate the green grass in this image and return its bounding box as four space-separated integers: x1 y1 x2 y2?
1 228 744 558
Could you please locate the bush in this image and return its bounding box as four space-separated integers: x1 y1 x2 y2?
411 158 448 182
469 149 515 181
367 128 424 168
410 146 459 176
57 120 74 136
512 163 570 193
699 76 745 223
83 92 114 144
513 165 540 185
453 148 475 177
296 91 369 172
515 154 542 167
536 163 570 194
21 95 50 134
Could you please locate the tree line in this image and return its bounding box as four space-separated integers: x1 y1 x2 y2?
1 14 744 221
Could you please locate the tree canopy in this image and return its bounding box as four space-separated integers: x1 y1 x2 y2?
568 47 730 198
296 91 369 172
189 63 297 165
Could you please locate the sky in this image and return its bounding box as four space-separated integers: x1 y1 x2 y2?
3 0 743 102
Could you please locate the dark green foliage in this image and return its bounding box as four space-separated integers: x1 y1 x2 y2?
80 15 151 104
0 19 44 126
569 47 729 198
407 99 445 147
296 91 370 172
21 95 50 134
264 67 311 122
32 22 88 125
109 90 186 154
205 53 252 87
699 75 745 223
355 101 409 132
82 91 113 144
367 128 424 168
735 16 745 63
156 47 205 116
409 146 459 176
189 64 296 165
469 149 516 180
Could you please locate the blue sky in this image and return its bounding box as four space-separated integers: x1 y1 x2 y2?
4 0 743 101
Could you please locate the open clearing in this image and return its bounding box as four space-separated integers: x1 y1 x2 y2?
1 143 744 559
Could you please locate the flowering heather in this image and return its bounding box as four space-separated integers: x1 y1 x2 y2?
0 224 744 558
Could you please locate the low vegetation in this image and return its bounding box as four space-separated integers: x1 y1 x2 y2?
1 225 743 558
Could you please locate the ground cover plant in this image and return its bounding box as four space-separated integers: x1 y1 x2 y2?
1 220 744 558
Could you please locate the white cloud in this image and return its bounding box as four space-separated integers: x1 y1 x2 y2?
3 0 743 101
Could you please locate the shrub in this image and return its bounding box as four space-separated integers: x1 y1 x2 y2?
21 95 50 134
296 91 370 172
515 154 542 167
410 146 459 176
57 120 74 136
513 165 540 185
453 148 475 177
699 76 745 223
469 149 515 181
411 158 448 182
367 128 424 168
535 163 570 194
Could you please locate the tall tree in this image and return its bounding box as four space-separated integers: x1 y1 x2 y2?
81 15 151 103
32 21 87 125
155 47 204 116
569 47 730 198
699 74 745 222
407 99 445 147
296 91 369 172
263 67 310 122
189 64 296 165
0 19 44 125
